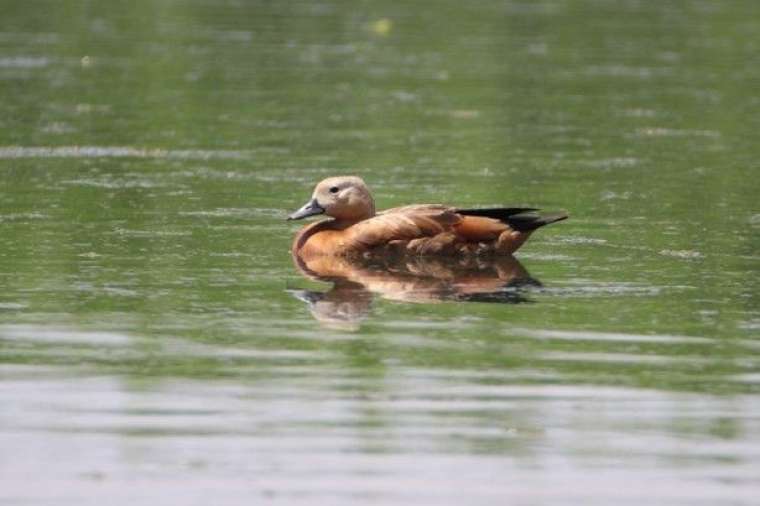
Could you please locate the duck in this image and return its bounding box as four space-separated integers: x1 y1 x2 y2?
288 176 567 259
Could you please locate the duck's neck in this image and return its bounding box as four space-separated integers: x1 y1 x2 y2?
332 199 375 228
333 214 372 229
360 200 376 221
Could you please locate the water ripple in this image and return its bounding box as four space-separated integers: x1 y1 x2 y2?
0 146 254 160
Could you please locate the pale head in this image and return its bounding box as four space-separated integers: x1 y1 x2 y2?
288 176 375 224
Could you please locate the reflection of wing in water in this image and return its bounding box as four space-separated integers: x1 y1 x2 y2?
290 252 541 326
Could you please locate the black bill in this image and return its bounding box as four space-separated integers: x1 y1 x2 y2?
287 198 325 220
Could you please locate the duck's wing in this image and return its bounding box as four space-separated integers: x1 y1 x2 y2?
346 205 462 250
377 204 457 217
340 205 567 256
457 207 567 232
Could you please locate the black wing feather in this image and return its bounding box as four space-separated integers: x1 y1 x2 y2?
457 207 568 232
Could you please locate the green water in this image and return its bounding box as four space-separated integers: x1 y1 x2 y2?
1 1 759 504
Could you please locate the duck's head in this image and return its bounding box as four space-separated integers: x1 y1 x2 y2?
288 176 375 223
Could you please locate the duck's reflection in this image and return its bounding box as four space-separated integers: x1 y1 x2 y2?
290 254 540 327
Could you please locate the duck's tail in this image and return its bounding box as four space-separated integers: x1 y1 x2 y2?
457 208 568 232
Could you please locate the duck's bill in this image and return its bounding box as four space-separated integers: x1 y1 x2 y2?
287 198 325 220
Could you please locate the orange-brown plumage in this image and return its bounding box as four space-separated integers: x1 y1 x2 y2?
453 215 509 241
288 176 567 259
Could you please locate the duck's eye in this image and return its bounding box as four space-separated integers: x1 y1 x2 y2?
329 186 340 194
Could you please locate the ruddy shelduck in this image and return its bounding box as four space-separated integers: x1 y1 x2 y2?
288 176 567 258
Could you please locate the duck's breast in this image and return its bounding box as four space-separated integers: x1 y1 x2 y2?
292 221 347 257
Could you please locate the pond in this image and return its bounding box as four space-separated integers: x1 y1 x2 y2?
1 1 759 504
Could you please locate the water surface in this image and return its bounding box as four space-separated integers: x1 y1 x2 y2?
1 1 759 504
